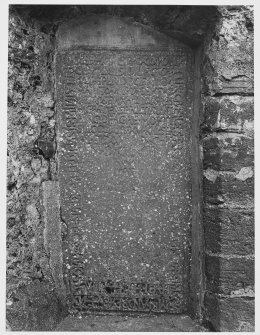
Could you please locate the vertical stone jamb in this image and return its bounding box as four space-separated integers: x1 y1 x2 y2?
42 181 66 305
189 46 204 320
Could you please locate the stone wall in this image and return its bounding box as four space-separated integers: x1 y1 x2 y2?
201 5 254 331
7 7 66 331
6 5 254 331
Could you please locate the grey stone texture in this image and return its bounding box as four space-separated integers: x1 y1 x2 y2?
7 6 66 331
56 17 194 315
202 7 253 96
7 4 254 332
204 293 254 332
204 208 254 255
55 314 207 332
201 5 254 332
42 181 66 304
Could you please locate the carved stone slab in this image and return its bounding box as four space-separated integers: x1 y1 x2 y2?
56 32 193 313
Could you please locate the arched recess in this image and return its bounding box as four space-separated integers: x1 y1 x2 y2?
54 15 202 316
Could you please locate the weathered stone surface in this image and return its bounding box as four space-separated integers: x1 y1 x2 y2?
203 134 253 171
201 6 254 332
7 4 254 332
6 281 67 331
203 6 254 95
13 5 218 47
202 96 254 135
37 139 56 159
56 17 193 314
42 181 66 304
203 173 254 207
204 293 254 331
7 8 62 331
55 314 207 332
204 208 254 255
7 8 56 282
205 254 254 295
57 16 189 50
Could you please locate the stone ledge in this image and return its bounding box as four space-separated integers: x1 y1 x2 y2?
55 314 207 332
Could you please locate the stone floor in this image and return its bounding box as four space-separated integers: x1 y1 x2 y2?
55 313 208 332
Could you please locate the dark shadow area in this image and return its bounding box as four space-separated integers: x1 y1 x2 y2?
11 5 219 48
201 135 221 331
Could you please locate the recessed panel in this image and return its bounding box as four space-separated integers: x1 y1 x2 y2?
56 47 193 313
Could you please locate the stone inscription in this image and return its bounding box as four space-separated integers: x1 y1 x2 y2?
56 48 193 313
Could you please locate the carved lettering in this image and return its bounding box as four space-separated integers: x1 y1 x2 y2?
57 47 193 313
